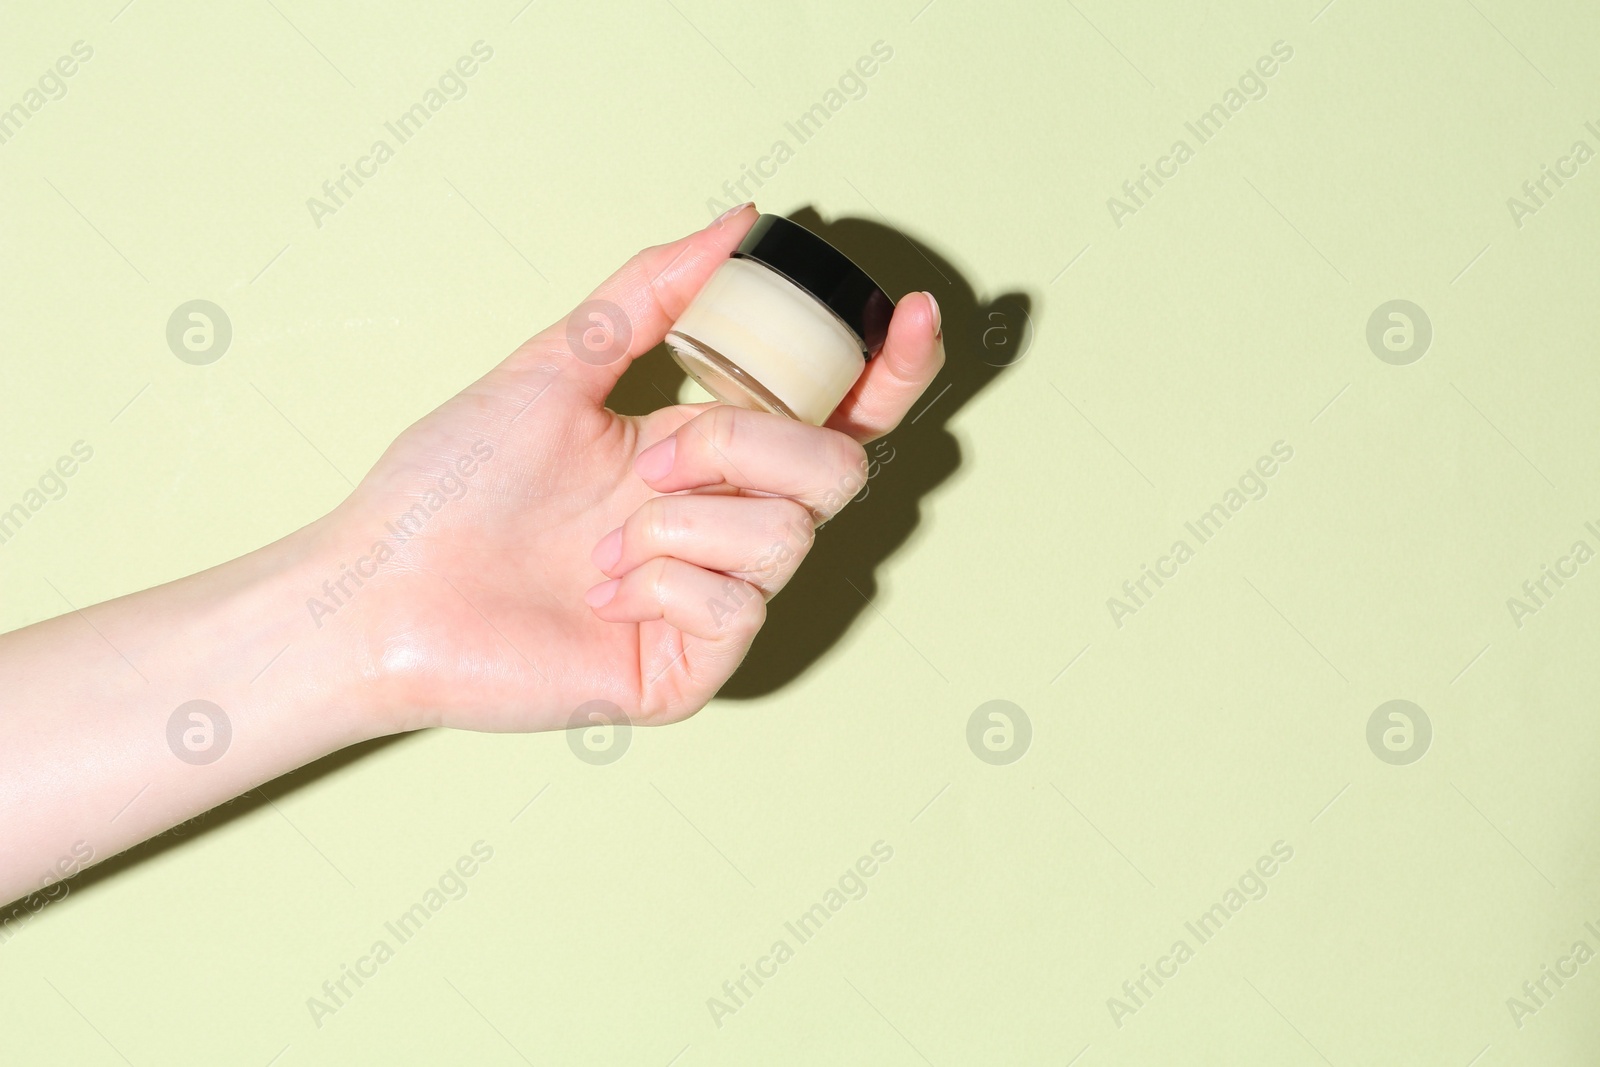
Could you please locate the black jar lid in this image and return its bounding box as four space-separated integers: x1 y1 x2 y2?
732 214 894 358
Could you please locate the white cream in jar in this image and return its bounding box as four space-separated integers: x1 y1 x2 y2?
667 214 893 425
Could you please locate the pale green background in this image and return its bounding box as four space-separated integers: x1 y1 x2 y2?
3 0 1599 1063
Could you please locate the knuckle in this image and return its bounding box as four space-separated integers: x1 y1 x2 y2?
773 498 816 550
708 573 764 633
745 500 813 584
705 404 740 457
668 412 707 471
643 556 673 604
829 432 870 493
623 250 656 294
738 589 768 634
639 496 679 548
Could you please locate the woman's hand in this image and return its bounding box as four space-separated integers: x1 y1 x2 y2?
0 205 941 905
315 204 944 735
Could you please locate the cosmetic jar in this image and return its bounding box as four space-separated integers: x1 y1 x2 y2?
667 214 894 426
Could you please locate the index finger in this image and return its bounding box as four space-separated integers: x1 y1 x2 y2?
824 291 944 442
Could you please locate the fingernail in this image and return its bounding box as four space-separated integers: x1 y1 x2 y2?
712 201 755 226
585 579 619 608
923 291 941 337
591 527 624 572
635 436 678 482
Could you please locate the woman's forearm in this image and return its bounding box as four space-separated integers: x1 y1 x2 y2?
0 518 382 906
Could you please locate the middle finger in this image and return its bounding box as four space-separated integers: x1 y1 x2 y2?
633 405 869 520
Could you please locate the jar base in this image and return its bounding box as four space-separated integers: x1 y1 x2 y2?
665 331 803 422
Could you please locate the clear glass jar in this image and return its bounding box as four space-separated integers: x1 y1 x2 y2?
667 214 893 426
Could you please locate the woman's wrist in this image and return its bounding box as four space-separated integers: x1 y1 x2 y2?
109 509 403 766
221 512 407 747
